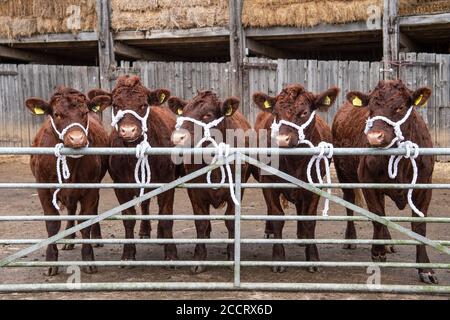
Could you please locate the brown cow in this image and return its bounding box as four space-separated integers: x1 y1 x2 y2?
253 84 339 273
26 87 110 276
168 91 252 273
332 79 437 284
88 76 179 263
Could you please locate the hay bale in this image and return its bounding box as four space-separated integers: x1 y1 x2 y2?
111 0 229 31
0 0 96 39
399 0 450 16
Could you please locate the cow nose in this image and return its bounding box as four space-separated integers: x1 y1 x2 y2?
119 125 138 139
276 135 291 147
66 131 87 148
367 131 385 146
172 131 188 145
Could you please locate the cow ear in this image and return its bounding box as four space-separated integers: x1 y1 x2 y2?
148 89 170 106
167 97 187 116
411 87 431 107
87 89 111 100
313 86 340 111
346 91 369 108
222 97 240 117
89 95 111 113
252 92 276 112
25 98 50 116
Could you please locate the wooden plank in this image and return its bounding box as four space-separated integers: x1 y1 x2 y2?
435 54 450 161
399 13 450 27
246 38 291 59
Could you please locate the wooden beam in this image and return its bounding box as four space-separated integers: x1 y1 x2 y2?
382 0 399 80
114 42 177 61
229 0 245 98
399 32 418 52
0 32 97 45
0 45 65 64
96 0 115 126
114 27 230 42
246 38 292 59
399 13 450 27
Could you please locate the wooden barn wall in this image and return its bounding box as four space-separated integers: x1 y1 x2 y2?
0 54 448 160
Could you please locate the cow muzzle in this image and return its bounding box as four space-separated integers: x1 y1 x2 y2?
119 124 140 142
276 134 292 148
64 129 88 149
367 130 387 147
171 130 190 146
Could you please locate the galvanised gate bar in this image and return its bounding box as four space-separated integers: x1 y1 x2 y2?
0 146 450 294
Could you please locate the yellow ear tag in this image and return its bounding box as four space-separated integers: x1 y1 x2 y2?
177 108 183 115
264 100 271 109
352 96 363 107
225 105 233 116
33 106 45 115
159 93 166 104
324 96 331 106
414 94 423 106
92 105 101 112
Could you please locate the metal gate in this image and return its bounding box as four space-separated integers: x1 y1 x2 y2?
0 146 450 294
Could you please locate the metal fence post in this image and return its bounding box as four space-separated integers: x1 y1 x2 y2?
234 152 242 287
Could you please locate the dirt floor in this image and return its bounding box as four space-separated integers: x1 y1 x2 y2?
0 156 449 300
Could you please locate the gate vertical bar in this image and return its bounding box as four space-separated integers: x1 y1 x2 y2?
234 152 242 287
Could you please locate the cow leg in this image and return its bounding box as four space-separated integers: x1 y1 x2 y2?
79 191 98 274
157 190 178 263
62 204 77 251
189 191 210 274
224 201 235 262
362 188 388 262
37 189 61 276
342 189 357 250
412 189 437 284
114 189 137 263
262 189 286 273
139 199 151 239
297 192 321 273
89 195 103 247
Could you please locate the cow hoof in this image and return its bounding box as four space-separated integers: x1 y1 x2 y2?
264 233 274 239
307 266 321 273
419 272 438 284
61 244 75 251
46 267 59 276
371 254 387 262
385 245 396 254
271 266 286 273
93 242 104 248
191 265 206 274
82 265 98 274
119 259 136 269
342 244 357 250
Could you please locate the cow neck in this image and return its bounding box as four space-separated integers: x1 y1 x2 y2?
364 106 424 217
270 112 334 216
111 106 151 199
48 115 89 211
175 115 239 205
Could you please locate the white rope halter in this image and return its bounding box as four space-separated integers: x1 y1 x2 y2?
111 107 151 198
175 116 239 205
364 106 424 217
49 116 89 210
270 111 333 216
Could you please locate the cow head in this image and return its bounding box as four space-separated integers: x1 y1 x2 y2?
88 76 170 143
168 91 240 147
25 87 110 148
253 84 339 147
347 80 431 147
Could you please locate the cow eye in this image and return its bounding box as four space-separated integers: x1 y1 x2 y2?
202 113 213 120
395 106 404 113
54 113 63 119
300 110 308 117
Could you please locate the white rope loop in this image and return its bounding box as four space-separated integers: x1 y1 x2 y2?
175 116 239 205
111 106 151 199
49 116 89 210
364 106 424 217
270 111 333 216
